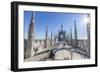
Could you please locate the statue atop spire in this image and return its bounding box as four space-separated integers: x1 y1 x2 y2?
50 32 53 46
61 24 63 31
44 24 48 48
31 12 35 24
74 20 78 48
70 27 72 45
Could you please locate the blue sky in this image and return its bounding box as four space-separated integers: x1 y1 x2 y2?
24 11 89 40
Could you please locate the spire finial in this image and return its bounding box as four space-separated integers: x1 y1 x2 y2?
31 11 35 24
61 23 63 31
